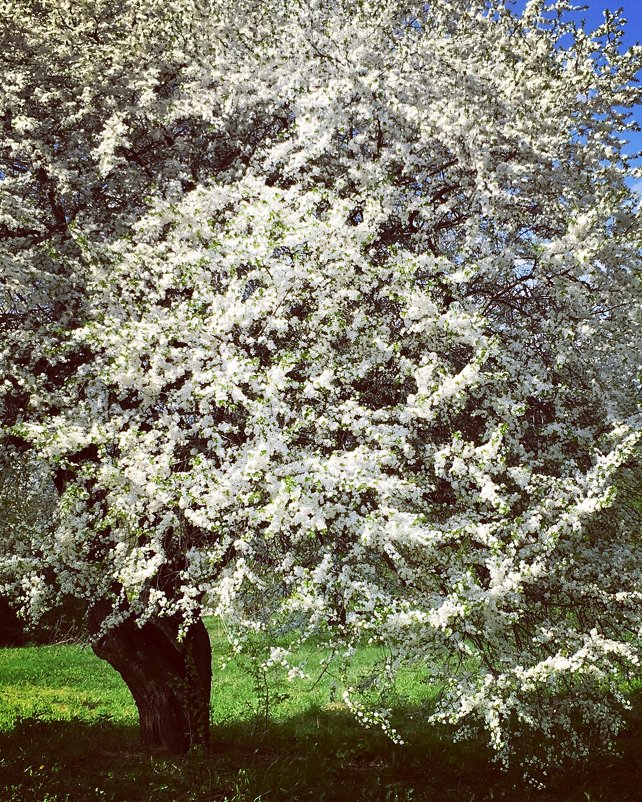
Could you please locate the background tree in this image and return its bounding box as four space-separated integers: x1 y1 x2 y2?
1 0 641 771
0 449 85 645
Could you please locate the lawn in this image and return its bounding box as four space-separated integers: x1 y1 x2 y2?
1 619 641 802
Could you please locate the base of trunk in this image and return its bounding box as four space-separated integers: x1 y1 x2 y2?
89 601 212 754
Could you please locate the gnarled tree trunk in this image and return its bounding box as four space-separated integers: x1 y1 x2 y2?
89 600 212 754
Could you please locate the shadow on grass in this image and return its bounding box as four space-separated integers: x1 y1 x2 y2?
1 700 642 802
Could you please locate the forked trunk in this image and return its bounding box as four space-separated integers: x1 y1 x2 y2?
89 600 212 754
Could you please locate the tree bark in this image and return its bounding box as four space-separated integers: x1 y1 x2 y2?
89 600 212 754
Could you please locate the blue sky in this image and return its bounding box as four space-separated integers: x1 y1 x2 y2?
513 0 642 162
511 0 642 46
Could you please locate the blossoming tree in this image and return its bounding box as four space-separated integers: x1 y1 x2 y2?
1 0 641 769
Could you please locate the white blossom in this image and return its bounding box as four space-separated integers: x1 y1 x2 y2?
1 0 641 776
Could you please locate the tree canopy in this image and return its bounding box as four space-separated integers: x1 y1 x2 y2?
1 0 641 773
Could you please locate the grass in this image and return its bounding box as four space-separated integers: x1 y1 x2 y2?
1 619 642 801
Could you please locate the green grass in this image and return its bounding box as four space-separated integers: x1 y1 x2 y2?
1 619 642 801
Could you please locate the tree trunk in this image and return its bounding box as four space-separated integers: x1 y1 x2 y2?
89 600 212 754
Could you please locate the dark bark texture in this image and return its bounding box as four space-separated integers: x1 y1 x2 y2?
89 600 212 754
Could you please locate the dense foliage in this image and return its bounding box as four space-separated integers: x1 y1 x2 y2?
1 0 641 773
